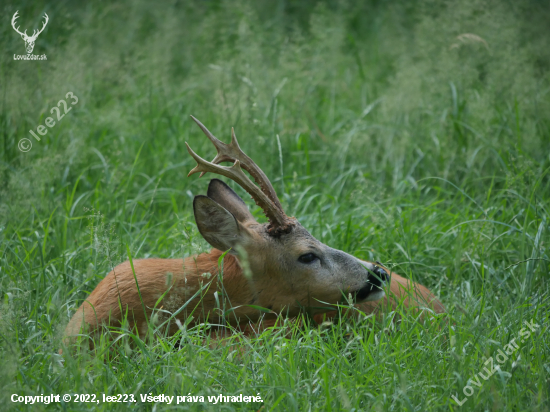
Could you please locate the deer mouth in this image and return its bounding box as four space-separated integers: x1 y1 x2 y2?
353 266 388 302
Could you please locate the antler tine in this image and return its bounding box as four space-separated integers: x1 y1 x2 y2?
189 115 235 170
185 142 289 230
11 11 27 36
189 115 284 212
31 13 49 39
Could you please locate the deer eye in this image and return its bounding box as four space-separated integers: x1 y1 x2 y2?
298 253 319 264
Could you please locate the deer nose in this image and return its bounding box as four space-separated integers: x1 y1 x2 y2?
353 265 389 301
368 265 389 285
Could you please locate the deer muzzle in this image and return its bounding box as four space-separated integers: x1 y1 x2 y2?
354 265 389 302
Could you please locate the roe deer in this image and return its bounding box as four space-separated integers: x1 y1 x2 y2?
64 116 444 344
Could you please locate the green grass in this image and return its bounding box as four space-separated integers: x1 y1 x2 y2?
1 0 549 410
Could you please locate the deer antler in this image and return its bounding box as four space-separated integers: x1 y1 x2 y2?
186 116 294 235
11 11 27 37
29 13 49 40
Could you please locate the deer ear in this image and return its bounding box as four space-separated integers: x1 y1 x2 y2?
207 179 255 223
193 195 241 252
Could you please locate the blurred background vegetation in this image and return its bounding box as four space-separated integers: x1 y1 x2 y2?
2 0 549 203
0 0 549 410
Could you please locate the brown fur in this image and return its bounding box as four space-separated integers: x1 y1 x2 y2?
64 249 444 344
237 266 446 334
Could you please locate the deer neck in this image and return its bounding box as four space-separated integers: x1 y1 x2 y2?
177 249 263 323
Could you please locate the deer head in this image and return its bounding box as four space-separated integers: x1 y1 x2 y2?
187 116 388 315
11 11 49 54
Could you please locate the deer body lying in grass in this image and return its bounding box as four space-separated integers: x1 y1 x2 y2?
64 117 444 345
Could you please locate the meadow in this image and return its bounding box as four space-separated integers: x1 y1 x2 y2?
1 0 549 410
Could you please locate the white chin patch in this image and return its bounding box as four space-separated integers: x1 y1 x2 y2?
362 290 385 302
